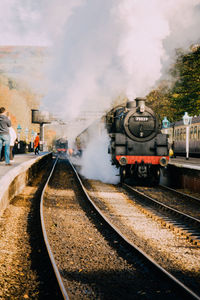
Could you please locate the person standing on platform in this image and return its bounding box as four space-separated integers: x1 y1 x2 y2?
9 127 17 161
0 107 11 165
34 133 40 155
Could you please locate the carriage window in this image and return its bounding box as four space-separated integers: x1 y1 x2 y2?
180 128 183 141
194 126 197 140
198 127 200 140
177 129 179 141
190 127 193 140
172 128 175 140
183 128 186 140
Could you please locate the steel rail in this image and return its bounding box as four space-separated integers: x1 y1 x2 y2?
159 184 200 204
40 157 69 300
124 184 200 226
70 161 200 300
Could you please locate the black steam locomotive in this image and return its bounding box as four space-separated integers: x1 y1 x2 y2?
106 98 169 184
55 138 68 156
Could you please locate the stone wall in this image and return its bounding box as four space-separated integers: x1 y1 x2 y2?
167 165 200 193
0 153 52 217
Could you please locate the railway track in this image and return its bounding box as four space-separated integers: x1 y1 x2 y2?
124 184 200 246
159 184 200 205
40 158 200 299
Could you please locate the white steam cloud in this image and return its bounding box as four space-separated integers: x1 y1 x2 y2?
0 0 200 183
77 125 119 184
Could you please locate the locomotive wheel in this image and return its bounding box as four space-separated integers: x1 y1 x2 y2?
150 168 160 186
120 167 126 184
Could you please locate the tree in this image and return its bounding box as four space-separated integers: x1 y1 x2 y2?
0 74 40 140
170 46 200 119
146 81 175 122
146 45 200 122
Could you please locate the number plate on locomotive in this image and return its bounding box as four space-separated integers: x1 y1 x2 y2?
135 117 149 122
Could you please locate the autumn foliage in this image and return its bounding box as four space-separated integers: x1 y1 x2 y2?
0 74 40 141
146 45 200 122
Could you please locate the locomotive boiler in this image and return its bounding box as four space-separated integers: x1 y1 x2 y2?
106 97 169 184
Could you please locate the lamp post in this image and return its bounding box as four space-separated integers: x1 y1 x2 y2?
162 117 171 156
17 124 22 149
183 112 192 160
25 128 29 151
162 116 170 134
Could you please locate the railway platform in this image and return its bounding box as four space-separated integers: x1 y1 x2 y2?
0 153 41 179
166 156 200 193
169 156 200 171
0 152 52 217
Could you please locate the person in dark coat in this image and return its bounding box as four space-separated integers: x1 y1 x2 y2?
0 107 11 165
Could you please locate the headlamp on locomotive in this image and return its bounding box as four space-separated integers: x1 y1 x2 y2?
106 97 169 184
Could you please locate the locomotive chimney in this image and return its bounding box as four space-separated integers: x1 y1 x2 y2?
126 100 136 109
126 93 136 109
135 97 146 113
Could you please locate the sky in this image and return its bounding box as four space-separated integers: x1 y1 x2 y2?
1 0 200 123
1 0 200 182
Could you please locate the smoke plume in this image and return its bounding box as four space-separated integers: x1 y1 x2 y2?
77 125 119 184
0 0 200 183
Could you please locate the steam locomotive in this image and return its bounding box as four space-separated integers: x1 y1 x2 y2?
55 138 68 156
106 97 169 184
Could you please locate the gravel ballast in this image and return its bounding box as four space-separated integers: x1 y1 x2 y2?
0 161 63 299
43 160 194 299
83 179 200 294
